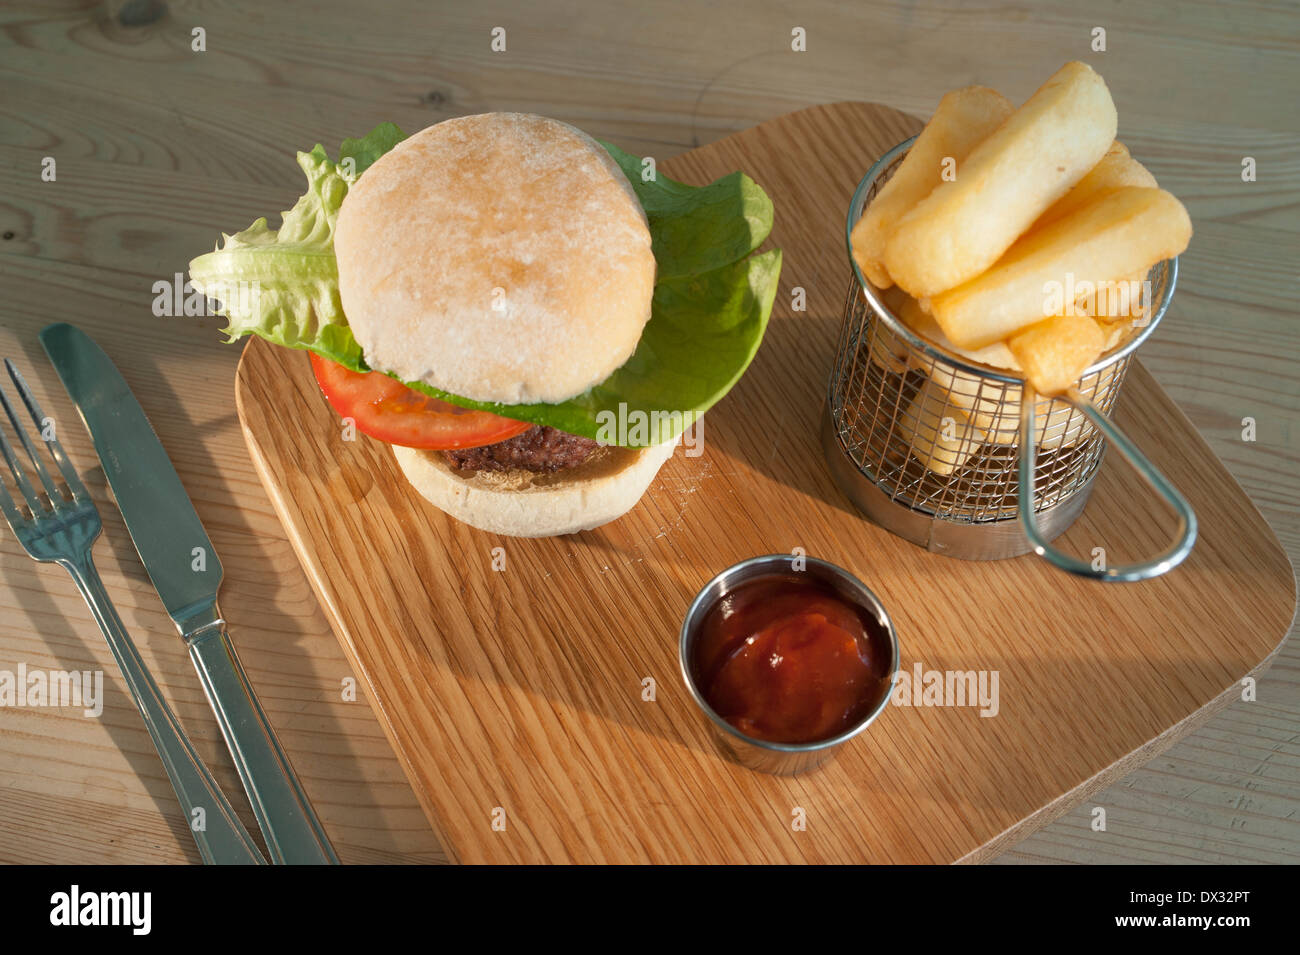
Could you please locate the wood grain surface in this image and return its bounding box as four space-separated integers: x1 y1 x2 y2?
237 102 1293 864
0 0 1296 864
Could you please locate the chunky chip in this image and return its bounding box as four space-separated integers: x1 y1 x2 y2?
884 61 1117 297
929 187 1192 349
851 87 1012 289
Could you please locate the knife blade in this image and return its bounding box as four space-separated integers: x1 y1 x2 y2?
41 322 338 865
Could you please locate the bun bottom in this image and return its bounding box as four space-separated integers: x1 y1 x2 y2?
392 435 680 537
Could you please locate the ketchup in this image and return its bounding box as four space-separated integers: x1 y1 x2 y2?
690 574 891 745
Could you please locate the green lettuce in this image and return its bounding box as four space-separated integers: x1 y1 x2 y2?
188 123 781 446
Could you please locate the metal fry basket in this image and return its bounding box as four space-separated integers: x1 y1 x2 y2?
822 138 1196 582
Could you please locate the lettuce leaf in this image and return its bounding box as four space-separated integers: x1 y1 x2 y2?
600 140 774 280
338 122 406 178
188 144 359 368
188 122 781 446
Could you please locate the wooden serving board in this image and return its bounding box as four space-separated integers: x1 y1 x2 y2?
235 103 1295 864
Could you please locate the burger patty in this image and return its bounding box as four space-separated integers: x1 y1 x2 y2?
442 426 600 473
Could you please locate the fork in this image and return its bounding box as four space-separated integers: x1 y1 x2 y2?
0 358 264 864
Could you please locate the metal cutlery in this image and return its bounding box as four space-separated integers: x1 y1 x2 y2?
0 358 265 865
40 323 339 865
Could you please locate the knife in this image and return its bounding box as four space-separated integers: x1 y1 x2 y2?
41 322 339 865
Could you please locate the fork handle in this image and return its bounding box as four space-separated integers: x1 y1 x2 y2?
185 616 339 865
62 553 265 865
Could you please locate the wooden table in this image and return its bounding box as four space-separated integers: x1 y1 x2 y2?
0 0 1295 864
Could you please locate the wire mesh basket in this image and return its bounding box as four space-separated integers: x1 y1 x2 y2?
822 138 1196 581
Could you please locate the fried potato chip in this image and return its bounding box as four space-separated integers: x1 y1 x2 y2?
1007 313 1109 396
929 187 1192 349
883 61 1117 297
896 295 1020 372
1032 141 1158 230
851 87 1012 289
898 294 1118 448
895 388 986 476
1079 269 1152 323
892 296 1027 444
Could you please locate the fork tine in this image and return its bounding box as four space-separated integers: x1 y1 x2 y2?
0 361 65 504
0 411 45 517
3 359 85 500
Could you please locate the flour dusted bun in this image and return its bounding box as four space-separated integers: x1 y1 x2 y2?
392 436 680 538
335 112 656 404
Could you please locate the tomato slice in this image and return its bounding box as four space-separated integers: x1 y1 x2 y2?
309 353 532 450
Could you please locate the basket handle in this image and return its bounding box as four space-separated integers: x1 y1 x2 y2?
1017 384 1196 581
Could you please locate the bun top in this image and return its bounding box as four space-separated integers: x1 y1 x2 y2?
335 113 656 405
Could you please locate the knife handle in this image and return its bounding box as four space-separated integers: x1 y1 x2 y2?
65 554 265 865
185 613 339 864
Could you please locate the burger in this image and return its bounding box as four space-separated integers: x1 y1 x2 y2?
189 113 781 537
